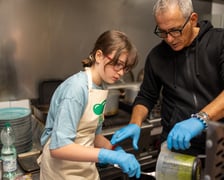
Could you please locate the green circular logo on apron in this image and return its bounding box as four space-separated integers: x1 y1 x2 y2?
93 100 106 115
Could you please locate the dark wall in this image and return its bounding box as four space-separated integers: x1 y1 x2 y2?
0 0 212 100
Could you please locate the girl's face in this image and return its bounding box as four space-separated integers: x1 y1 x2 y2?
94 50 129 85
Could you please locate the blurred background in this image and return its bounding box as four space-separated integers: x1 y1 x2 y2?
0 0 222 101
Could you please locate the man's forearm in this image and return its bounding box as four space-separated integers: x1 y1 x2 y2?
201 90 224 121
130 104 149 126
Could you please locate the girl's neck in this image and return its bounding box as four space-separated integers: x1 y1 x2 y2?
90 67 102 86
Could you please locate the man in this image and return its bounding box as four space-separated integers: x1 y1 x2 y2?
111 0 224 156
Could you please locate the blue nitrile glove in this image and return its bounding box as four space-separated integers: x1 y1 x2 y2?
110 124 141 150
98 148 141 178
98 145 125 167
113 145 125 153
167 117 205 150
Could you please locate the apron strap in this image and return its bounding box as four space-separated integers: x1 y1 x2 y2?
85 68 92 90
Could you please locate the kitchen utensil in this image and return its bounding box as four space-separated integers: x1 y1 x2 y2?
156 142 201 180
114 164 155 177
140 172 156 180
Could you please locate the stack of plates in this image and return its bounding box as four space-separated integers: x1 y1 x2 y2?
0 107 32 154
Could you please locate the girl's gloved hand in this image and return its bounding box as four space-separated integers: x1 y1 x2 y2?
112 145 125 153
167 117 205 150
98 145 125 167
110 124 140 150
98 148 141 178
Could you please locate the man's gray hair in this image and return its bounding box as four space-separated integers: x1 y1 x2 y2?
153 0 193 18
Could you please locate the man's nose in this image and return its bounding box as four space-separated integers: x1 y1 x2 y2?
165 33 175 43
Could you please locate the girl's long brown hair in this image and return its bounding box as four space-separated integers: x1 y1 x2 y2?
82 30 138 71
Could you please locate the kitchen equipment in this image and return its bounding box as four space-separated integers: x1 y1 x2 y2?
17 150 41 172
103 109 130 127
204 121 224 180
0 107 32 154
136 174 156 180
156 142 201 180
115 71 134 83
106 82 141 105
140 171 155 177
104 89 120 116
124 83 140 104
106 82 140 90
114 164 156 179
38 79 63 105
32 105 49 124
99 114 162 180
33 79 63 124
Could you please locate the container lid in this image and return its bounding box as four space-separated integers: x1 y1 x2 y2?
0 107 31 120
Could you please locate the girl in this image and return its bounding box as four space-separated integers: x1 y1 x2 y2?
39 30 141 180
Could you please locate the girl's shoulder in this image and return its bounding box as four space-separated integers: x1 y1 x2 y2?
55 71 88 99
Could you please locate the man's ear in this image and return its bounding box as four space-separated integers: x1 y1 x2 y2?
190 12 198 27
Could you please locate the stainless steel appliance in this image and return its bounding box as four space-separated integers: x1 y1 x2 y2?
204 121 224 180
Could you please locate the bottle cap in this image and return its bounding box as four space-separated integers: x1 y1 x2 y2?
4 122 11 128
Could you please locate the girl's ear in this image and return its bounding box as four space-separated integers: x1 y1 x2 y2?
95 50 104 63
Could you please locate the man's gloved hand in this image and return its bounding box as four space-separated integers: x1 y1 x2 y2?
110 124 140 150
98 148 141 178
167 117 205 150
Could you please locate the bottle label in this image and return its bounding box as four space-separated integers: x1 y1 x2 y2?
3 159 17 172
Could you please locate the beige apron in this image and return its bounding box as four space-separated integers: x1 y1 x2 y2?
39 69 108 180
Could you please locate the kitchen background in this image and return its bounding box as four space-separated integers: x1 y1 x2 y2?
0 0 222 102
